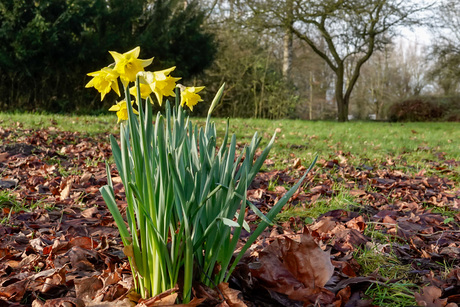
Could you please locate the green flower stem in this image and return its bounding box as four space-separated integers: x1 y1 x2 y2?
101 80 316 303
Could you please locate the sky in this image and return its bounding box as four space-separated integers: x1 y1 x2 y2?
398 0 438 46
399 26 433 46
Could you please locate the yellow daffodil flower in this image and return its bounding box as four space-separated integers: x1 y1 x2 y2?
180 86 205 111
129 83 153 104
110 47 153 85
138 67 181 105
85 67 121 101
108 100 138 123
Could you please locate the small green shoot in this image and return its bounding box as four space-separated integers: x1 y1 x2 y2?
365 281 418 307
277 186 358 223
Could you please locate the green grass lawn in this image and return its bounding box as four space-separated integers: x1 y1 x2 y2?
217 118 459 171
0 112 118 135
1 112 459 175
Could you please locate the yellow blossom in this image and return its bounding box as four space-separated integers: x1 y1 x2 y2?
85 67 120 101
180 86 205 111
138 67 181 105
129 83 153 104
108 100 138 123
109 47 153 84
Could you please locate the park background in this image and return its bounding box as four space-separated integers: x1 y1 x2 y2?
1 0 459 122
0 1 460 306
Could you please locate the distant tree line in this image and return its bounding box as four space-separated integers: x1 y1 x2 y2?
1 0 459 121
198 0 460 121
0 0 215 113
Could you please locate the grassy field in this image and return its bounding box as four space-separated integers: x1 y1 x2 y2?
218 118 460 176
2 112 459 176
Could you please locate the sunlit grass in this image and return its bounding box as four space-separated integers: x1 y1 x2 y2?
191 118 460 181
249 120 456 158
0 190 18 208
0 190 54 224
1 113 458 169
0 112 118 135
365 281 418 307
355 245 411 279
276 186 358 223
354 245 418 306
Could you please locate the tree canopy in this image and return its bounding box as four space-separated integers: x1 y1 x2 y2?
0 0 215 112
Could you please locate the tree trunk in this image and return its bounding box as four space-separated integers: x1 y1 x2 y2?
282 29 293 80
335 67 348 122
282 0 294 80
336 95 348 122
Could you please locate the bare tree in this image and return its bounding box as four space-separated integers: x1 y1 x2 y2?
245 0 432 121
428 0 460 95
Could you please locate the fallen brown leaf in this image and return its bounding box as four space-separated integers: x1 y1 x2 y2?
0 152 9 162
279 228 334 288
0 279 28 301
250 227 334 303
414 286 457 307
217 282 247 307
60 178 73 200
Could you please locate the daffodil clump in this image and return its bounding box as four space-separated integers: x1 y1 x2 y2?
86 47 202 118
88 47 315 303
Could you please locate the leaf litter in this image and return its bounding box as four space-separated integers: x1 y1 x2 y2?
0 127 459 306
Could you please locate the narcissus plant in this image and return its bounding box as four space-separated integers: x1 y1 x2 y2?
87 46 315 304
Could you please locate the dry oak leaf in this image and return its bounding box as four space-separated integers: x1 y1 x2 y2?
75 276 104 301
293 158 302 169
80 171 93 184
41 267 67 293
415 286 457 307
150 293 178 306
250 227 334 303
60 178 73 200
0 152 9 162
136 287 206 307
136 288 179 307
278 228 334 288
217 282 247 307
0 279 28 302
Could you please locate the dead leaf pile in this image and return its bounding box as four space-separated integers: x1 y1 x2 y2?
0 127 459 306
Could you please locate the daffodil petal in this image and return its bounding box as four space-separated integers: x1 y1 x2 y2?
138 71 155 84
111 81 121 96
109 51 124 63
86 67 120 101
154 91 163 106
140 57 154 68
125 46 140 59
157 66 176 76
85 79 95 88
109 105 120 111
180 86 204 111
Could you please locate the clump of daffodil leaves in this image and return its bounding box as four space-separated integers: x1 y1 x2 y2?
87 46 316 303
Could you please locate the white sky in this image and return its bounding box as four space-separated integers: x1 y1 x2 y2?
398 0 438 46
399 26 433 46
